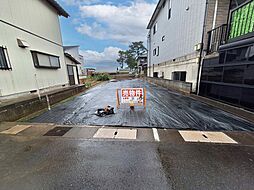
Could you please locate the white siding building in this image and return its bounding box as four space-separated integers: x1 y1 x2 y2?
0 0 69 98
64 46 84 75
147 0 207 92
64 46 84 85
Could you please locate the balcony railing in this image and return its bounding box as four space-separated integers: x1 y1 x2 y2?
206 24 228 55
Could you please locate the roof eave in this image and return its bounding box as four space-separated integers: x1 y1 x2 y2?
65 53 82 65
147 0 164 29
46 0 70 18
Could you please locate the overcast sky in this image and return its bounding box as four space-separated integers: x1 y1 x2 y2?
59 0 157 72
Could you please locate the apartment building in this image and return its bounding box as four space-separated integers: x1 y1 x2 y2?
0 0 69 98
147 0 207 92
148 0 254 111
200 0 254 111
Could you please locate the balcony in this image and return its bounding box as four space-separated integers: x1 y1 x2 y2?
206 24 228 55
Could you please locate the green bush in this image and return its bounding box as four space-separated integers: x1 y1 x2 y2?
94 73 111 81
84 82 92 88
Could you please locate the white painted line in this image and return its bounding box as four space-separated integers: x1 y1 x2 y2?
0 125 31 135
152 128 160 142
179 131 238 144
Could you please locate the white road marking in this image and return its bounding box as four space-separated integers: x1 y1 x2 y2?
152 128 160 142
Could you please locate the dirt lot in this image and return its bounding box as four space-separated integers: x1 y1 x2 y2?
29 79 254 131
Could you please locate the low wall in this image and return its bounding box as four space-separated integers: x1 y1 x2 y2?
0 85 86 122
145 77 192 94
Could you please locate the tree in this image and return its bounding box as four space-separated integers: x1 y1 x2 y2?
128 41 147 60
125 51 137 71
116 41 147 71
116 50 127 69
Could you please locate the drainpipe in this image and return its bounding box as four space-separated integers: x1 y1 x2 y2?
196 0 209 95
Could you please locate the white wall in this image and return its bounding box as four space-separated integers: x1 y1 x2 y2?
0 0 63 44
0 0 68 97
149 0 206 65
65 56 81 85
64 46 84 75
147 0 207 92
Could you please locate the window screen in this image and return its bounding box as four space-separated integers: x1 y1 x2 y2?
50 56 60 67
37 53 51 67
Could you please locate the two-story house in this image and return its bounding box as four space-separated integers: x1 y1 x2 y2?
0 0 69 98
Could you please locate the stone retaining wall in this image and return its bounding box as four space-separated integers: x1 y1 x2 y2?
0 85 86 122
145 77 192 94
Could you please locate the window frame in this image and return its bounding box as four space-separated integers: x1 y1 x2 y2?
153 48 157 56
168 0 172 20
0 46 12 70
172 71 187 82
153 22 157 35
31 51 61 69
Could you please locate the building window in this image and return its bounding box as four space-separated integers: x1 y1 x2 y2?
153 48 157 56
162 36 165 41
0 47 11 70
168 0 172 20
31 51 60 69
157 46 160 56
162 1 166 8
153 22 157 34
172 71 186 81
153 72 158 78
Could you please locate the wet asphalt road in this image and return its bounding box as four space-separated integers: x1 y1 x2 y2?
30 79 254 131
0 135 253 190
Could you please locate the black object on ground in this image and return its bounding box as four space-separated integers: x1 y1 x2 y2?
43 127 72 136
95 106 115 117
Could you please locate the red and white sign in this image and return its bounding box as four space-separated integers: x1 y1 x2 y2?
120 88 144 104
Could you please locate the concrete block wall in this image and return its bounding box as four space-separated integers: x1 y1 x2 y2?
0 85 86 122
146 77 192 94
149 53 199 92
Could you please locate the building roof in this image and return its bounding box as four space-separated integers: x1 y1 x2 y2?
64 45 80 50
147 0 165 29
138 53 148 59
46 0 69 18
65 53 82 65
